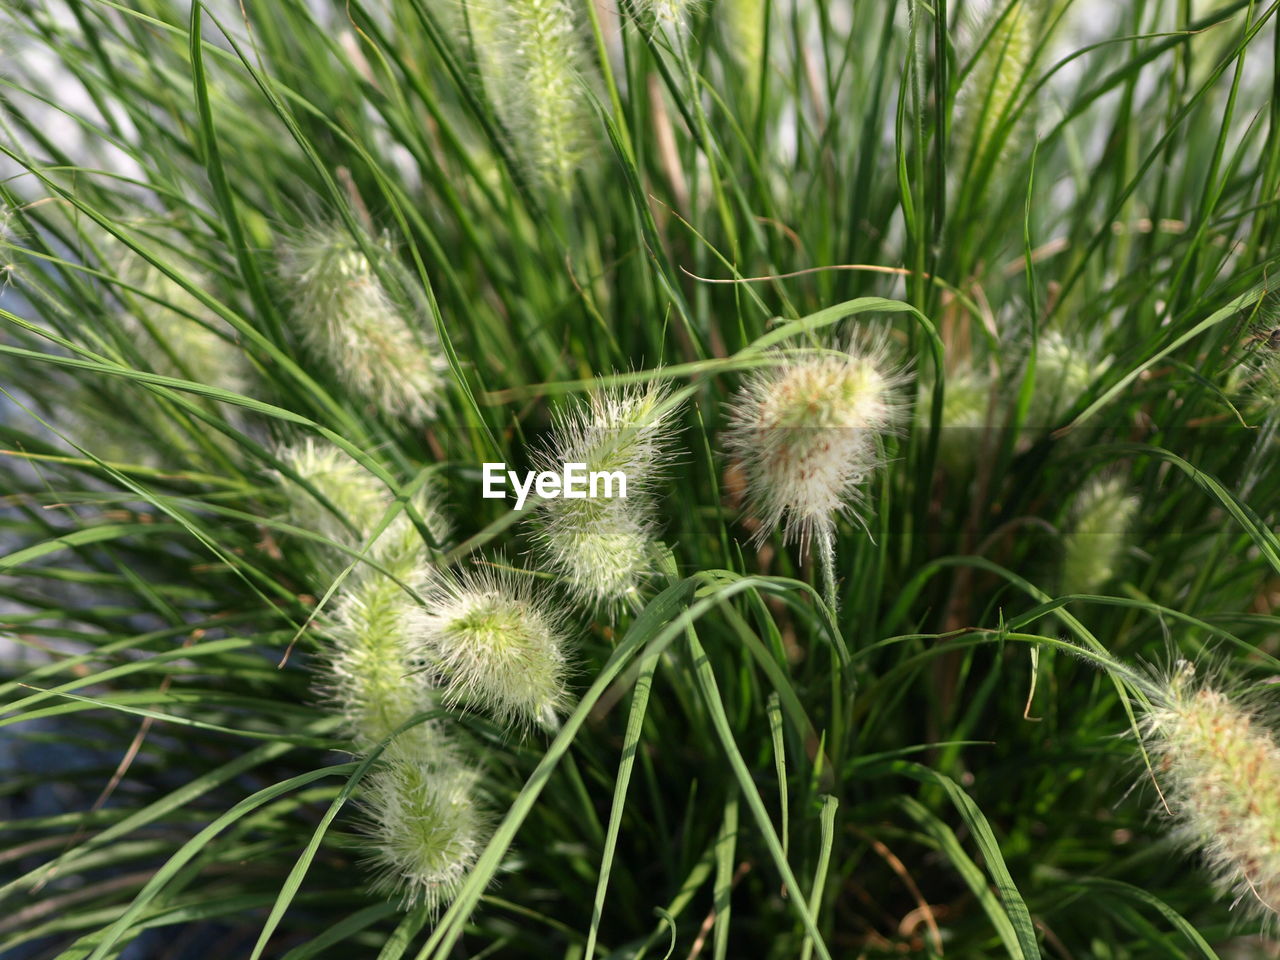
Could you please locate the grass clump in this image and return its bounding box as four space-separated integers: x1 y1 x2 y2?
2 0 1280 957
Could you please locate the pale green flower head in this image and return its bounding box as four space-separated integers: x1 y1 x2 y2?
632 0 700 31
465 0 596 193
1025 330 1105 430
0 204 16 247
532 383 683 608
549 383 679 481
719 0 766 88
276 439 387 549
954 0 1034 175
115 249 254 397
275 439 449 579
363 739 490 914
60 239 255 468
368 484 451 580
278 225 446 424
919 362 993 476
279 443 448 751
327 571 436 751
724 336 905 550
1061 475 1137 596
1141 663 1280 926
1234 295 1280 408
543 523 655 605
410 564 572 731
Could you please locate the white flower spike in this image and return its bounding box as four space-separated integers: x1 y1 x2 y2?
466 0 595 193
1061 475 1137 596
530 383 682 608
278 226 446 424
725 336 904 551
1141 663 1280 925
409 563 572 731
362 739 490 914
725 335 904 609
275 439 449 578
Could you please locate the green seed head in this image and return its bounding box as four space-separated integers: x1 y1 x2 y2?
275 440 448 579
277 440 388 549
633 0 699 31
1142 665 1280 925
327 572 436 751
545 523 656 605
533 383 682 607
465 0 596 193
410 564 571 731
278 226 446 424
363 739 490 914
1236 295 1280 407
1061 475 1137 596
719 0 766 89
1025 331 1104 430
954 1 1034 176
725 337 904 549
116 250 254 397
920 362 993 476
